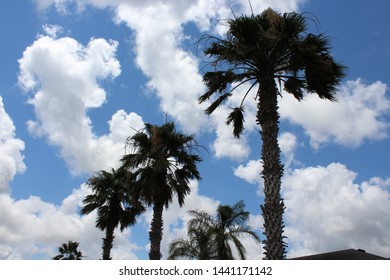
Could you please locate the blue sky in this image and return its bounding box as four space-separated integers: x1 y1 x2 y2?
0 0 389 260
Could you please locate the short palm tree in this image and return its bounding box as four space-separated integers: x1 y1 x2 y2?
168 223 217 260
52 241 84 260
168 200 261 260
121 122 202 260
198 8 346 259
81 167 145 260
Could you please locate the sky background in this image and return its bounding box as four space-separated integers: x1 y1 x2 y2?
0 0 389 260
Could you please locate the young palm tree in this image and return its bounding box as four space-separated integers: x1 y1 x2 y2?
121 122 202 260
198 8 346 259
168 222 217 260
52 241 84 260
81 167 145 260
168 200 261 260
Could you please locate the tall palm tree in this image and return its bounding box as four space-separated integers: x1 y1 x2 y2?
198 8 346 259
81 167 145 260
121 122 202 260
52 241 84 260
168 200 261 260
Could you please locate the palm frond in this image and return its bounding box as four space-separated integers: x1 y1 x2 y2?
226 106 245 138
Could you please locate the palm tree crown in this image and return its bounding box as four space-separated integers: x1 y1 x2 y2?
52 241 84 260
121 121 202 260
81 167 145 260
168 220 217 260
199 8 346 259
168 200 261 260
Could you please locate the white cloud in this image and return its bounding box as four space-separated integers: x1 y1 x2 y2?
278 132 299 168
115 2 207 134
209 107 251 160
18 33 144 175
42 24 64 38
280 79 390 149
234 160 262 185
107 110 144 143
233 132 297 186
284 163 390 258
0 184 141 260
0 96 26 194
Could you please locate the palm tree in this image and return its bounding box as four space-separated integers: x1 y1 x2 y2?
121 122 202 260
81 167 145 260
198 8 346 259
52 241 84 260
168 224 217 260
168 200 261 260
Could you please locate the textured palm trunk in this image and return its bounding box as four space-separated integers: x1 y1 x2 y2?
257 73 286 260
217 242 228 260
102 224 115 260
149 201 164 260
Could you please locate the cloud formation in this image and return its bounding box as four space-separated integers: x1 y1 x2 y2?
0 96 26 193
18 33 144 175
284 163 390 258
0 185 141 259
280 79 390 149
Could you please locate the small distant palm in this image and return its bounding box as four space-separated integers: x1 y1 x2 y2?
53 241 84 260
168 201 261 260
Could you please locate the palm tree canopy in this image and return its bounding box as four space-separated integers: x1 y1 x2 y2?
199 8 346 137
169 200 261 260
168 222 217 260
52 241 84 260
121 121 202 208
81 167 145 231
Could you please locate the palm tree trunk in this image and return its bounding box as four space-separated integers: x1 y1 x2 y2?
149 201 164 260
257 73 286 260
102 224 115 260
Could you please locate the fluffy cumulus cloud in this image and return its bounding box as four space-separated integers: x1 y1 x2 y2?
18 33 144 175
280 79 390 149
0 96 26 193
114 2 207 134
234 160 262 185
233 132 298 188
0 184 142 260
284 163 390 258
278 132 299 168
233 129 390 258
